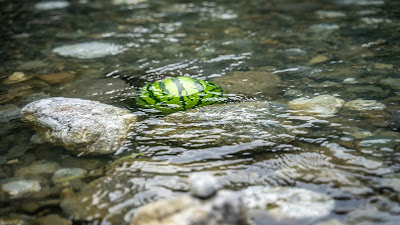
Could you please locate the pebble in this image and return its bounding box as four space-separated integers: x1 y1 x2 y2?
309 24 340 32
38 72 76 84
131 190 249 225
189 173 218 198
243 186 335 220
314 219 344 225
389 110 400 130
342 127 373 139
373 63 393 70
35 214 72 225
212 71 281 97
34 1 70 10
1 178 41 199
0 214 33 225
53 42 128 59
343 77 359 84
344 99 386 111
3 72 32 85
52 168 88 184
288 95 345 117
283 48 307 57
309 54 329 65
112 0 148 5
14 161 60 177
380 77 400 90
6 144 31 159
17 60 48 70
316 10 346 18
0 104 21 122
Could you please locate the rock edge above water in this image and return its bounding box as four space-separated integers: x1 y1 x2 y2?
21 97 137 155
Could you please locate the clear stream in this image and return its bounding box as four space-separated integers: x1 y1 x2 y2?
1 0 400 224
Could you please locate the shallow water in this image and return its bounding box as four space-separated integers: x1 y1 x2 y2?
1 0 400 224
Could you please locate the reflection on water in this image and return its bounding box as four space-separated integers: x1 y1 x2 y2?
1 0 400 224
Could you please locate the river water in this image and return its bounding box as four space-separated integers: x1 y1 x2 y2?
1 0 399 224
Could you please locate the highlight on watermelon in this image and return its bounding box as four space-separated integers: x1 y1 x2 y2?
136 76 226 113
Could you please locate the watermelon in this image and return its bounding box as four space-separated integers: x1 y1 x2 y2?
136 76 225 113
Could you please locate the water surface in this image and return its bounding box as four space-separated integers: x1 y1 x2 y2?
1 0 400 224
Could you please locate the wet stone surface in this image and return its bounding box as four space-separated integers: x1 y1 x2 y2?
21 97 137 155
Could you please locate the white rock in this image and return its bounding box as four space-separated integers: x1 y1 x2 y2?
316 10 346 18
21 97 137 155
52 168 88 184
2 179 41 199
112 0 148 5
35 1 69 10
288 95 345 117
53 42 127 59
242 186 335 220
343 77 359 84
189 173 218 198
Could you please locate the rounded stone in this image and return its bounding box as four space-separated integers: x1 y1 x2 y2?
243 186 335 220
288 95 345 117
52 42 127 59
21 97 137 155
35 1 69 10
52 168 88 184
1 179 41 199
344 99 386 111
189 173 218 198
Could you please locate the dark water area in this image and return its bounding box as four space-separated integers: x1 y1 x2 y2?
0 0 400 224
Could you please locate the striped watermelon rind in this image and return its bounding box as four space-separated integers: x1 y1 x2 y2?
136 76 225 113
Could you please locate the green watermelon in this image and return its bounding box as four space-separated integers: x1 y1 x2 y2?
136 76 225 113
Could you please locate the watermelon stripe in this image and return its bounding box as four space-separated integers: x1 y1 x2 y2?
195 91 207 107
138 95 152 106
137 76 225 113
158 81 169 95
180 96 187 110
192 79 205 92
147 83 162 103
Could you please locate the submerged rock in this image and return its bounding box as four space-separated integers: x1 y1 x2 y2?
58 78 136 104
243 186 335 221
35 214 72 225
21 97 137 155
1 178 42 199
3 72 32 84
14 160 60 177
112 0 148 5
380 77 400 90
52 42 127 59
344 99 386 111
38 72 76 84
389 110 400 130
34 1 70 10
0 104 21 122
52 168 88 184
131 190 249 225
60 160 190 224
212 71 281 97
288 95 345 117
146 101 294 147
